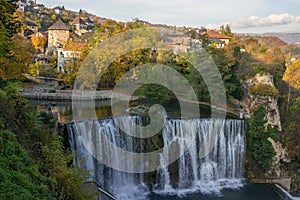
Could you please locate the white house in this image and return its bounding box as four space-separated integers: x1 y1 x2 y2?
53 6 64 15
57 42 85 73
17 0 28 11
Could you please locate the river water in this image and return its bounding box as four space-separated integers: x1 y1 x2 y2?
149 184 280 200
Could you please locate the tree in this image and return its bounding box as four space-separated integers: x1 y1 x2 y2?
220 24 232 36
42 136 97 200
248 106 277 171
283 60 300 117
283 60 300 89
0 130 55 199
283 97 300 160
0 35 35 80
0 0 21 59
0 0 20 39
79 9 83 17
31 33 47 53
0 82 97 199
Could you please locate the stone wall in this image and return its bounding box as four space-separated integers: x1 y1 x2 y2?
22 89 141 101
48 30 69 55
22 89 112 100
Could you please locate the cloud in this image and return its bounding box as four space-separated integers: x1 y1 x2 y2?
232 13 300 28
205 22 230 30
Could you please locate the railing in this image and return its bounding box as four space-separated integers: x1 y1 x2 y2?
84 178 116 200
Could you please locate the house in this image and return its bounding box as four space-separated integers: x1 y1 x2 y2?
71 17 87 29
291 58 297 62
25 21 38 33
70 17 95 35
207 30 231 48
294 41 300 46
47 19 70 56
33 4 44 12
166 36 191 53
53 6 64 15
17 0 26 11
40 12 47 19
57 42 85 73
85 18 95 30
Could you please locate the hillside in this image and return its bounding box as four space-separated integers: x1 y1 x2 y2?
262 33 300 45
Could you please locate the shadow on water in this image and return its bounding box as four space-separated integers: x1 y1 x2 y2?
30 99 239 123
149 184 280 200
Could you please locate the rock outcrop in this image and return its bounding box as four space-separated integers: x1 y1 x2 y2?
268 138 291 177
244 73 290 177
243 73 282 130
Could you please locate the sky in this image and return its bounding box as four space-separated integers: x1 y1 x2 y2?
39 0 300 33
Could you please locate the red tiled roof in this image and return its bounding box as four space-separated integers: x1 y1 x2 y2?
207 30 231 39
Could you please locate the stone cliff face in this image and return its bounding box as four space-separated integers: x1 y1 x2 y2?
243 73 290 177
243 73 282 130
268 138 290 177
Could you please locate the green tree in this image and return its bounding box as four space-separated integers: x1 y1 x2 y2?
220 24 232 36
0 130 55 200
42 136 97 200
0 81 97 199
282 97 300 160
248 106 276 171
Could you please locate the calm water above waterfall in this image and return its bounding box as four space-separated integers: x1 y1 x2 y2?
66 115 280 200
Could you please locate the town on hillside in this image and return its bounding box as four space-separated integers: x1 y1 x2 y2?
2 1 300 199
16 0 300 89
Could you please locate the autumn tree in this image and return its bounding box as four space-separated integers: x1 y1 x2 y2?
0 36 35 80
283 59 300 116
31 33 47 53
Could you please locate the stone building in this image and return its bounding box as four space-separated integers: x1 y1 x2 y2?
47 19 70 56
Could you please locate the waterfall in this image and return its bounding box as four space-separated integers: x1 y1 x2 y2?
155 119 246 195
67 116 246 199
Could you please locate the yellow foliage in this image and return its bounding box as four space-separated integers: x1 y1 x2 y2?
283 60 300 88
31 34 47 51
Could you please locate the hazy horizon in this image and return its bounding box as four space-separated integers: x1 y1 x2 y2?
39 0 300 34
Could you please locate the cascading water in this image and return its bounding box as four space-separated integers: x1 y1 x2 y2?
155 119 246 195
67 116 246 199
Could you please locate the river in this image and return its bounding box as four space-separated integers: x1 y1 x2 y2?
31 99 289 200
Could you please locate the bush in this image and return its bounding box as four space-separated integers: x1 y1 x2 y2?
249 83 279 97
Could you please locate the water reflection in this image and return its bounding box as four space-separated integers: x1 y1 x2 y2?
30 99 238 123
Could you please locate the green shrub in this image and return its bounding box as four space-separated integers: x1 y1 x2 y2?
249 83 279 97
49 90 56 93
260 47 268 53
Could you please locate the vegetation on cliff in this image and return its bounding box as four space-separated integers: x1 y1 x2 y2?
247 106 278 172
